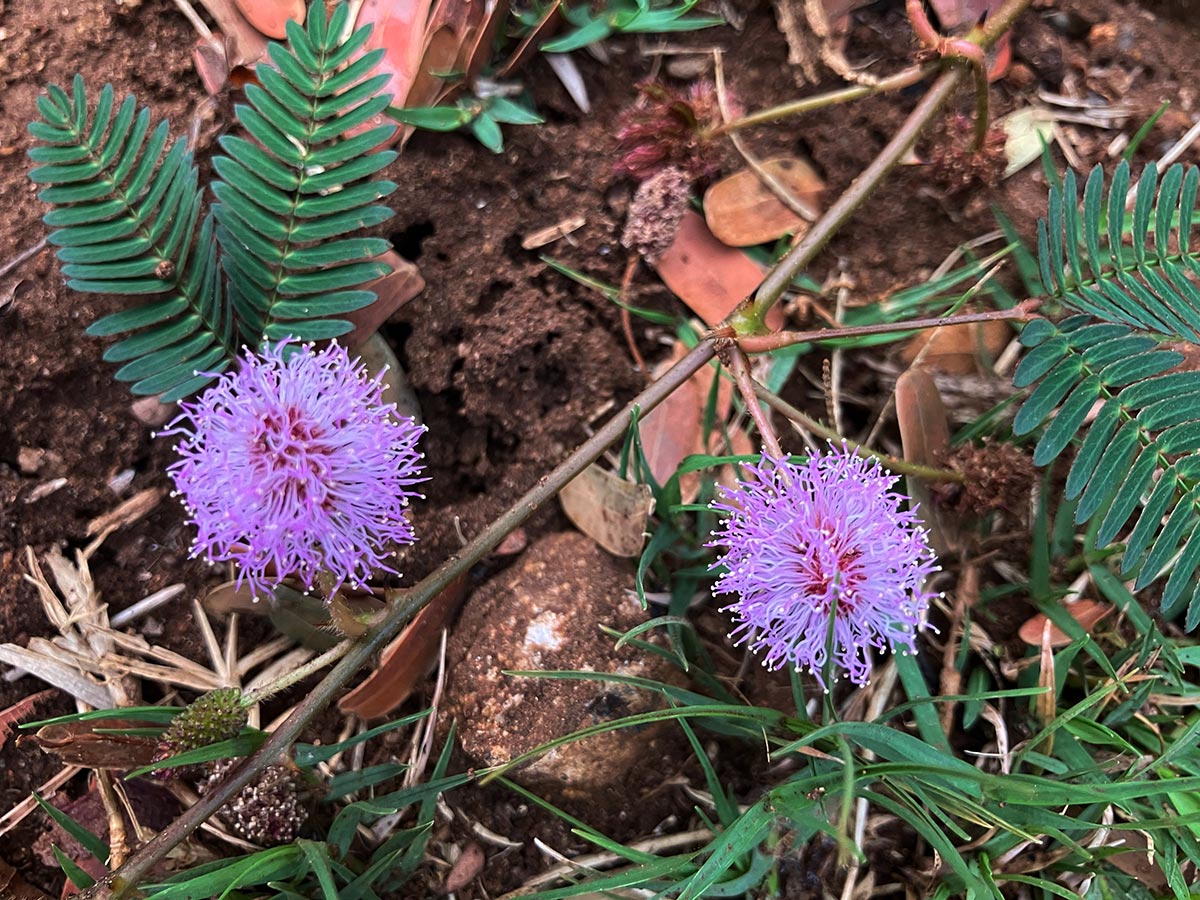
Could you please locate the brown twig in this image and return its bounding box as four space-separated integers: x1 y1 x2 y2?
82 339 718 899
0 238 47 280
706 64 938 137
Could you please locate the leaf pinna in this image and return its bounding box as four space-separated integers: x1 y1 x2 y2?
27 2 398 400
1016 160 1200 628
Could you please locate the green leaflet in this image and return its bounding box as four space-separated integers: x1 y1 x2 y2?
1016 160 1200 624
27 1 398 400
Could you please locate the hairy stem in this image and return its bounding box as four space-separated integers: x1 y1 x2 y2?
706 64 936 137
87 341 717 898
728 345 784 458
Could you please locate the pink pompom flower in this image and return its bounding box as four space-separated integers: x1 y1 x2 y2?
709 446 938 689
163 340 427 599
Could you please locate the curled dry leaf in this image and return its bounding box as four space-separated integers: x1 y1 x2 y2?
34 720 159 769
193 0 270 75
900 319 1011 375
703 157 824 247
560 464 655 558
1018 599 1115 648
339 575 469 718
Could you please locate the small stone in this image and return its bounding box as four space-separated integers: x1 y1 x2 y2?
444 533 681 829
17 447 44 474
131 396 175 427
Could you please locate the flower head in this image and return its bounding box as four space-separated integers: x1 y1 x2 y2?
164 340 427 599
708 446 938 688
615 80 737 182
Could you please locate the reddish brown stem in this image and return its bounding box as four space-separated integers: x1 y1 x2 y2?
728 345 784 459
620 255 648 375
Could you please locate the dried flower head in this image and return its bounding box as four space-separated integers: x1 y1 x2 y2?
164 340 427 599
615 79 738 182
202 760 308 845
708 446 938 688
926 112 1007 194
621 166 692 262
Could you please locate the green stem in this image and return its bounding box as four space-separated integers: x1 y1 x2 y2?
733 300 1039 353
706 64 936 137
239 640 354 708
87 341 718 899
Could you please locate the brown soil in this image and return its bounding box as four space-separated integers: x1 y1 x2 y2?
1 0 1199 895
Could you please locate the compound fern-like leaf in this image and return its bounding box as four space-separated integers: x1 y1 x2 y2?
1038 160 1200 341
214 2 398 344
1014 314 1200 627
28 76 236 400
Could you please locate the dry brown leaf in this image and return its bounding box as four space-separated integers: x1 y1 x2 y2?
342 250 426 351
560 464 654 558
231 0 304 39
703 158 824 247
339 575 469 718
639 342 703 490
34 720 160 770
462 1 510 82
352 0 434 137
900 319 1010 374
0 856 54 900
640 340 740 502
895 367 956 556
651 210 784 328
1018 599 1114 648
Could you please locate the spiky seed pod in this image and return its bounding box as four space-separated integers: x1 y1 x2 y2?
151 687 247 779
202 760 309 846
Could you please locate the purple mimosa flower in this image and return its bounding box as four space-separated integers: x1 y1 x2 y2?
708 445 938 689
163 340 427 599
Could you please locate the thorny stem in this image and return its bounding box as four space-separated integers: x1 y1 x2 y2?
706 64 937 137
730 0 1032 334
84 340 718 900
727 345 784 459
751 381 964 482
731 300 1040 354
